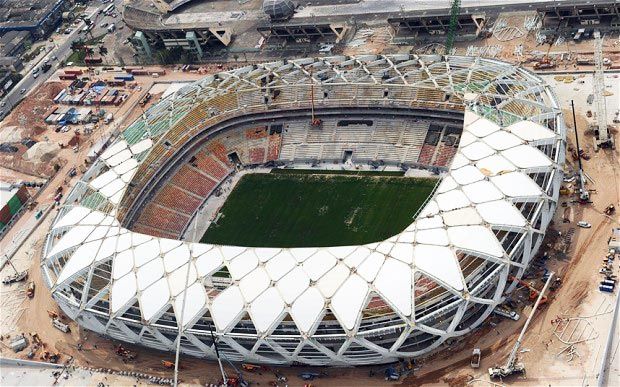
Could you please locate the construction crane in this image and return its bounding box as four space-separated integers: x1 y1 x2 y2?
571 100 590 203
592 31 614 149
445 0 461 54
489 273 554 379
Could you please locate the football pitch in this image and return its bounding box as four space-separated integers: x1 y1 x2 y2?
201 171 437 247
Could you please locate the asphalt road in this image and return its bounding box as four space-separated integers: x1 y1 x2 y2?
0 0 124 122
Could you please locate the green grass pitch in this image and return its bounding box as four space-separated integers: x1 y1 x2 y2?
201 172 438 247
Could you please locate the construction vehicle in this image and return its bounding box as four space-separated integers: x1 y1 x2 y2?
384 366 400 381
508 275 548 305
52 318 70 333
2 270 28 284
26 281 35 298
242 363 263 372
570 101 591 203
115 344 137 360
470 348 481 368
493 306 520 321
490 273 554 380
299 371 327 381
161 360 175 369
604 204 615 215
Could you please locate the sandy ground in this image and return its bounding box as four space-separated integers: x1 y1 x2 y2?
0 60 619 386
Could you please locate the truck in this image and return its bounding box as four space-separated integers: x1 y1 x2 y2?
470 348 481 368
103 113 113 124
52 317 70 333
26 281 35 298
493 307 520 321
41 63 52 73
107 23 116 33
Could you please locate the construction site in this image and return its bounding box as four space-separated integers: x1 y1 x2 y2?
0 1 619 386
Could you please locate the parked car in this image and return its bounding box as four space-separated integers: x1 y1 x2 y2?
0 143 18 153
19 88 26 94
1 101 6 107
577 221 591 228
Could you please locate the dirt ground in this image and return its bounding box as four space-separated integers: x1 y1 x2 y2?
1 59 619 386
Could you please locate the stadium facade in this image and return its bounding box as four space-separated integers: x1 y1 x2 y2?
42 55 565 366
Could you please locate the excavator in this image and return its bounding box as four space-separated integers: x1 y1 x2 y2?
508 275 548 305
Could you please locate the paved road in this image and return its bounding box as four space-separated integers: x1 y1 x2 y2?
0 0 125 122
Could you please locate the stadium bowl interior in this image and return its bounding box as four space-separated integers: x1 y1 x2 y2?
42 55 564 365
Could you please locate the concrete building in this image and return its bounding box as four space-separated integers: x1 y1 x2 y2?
0 0 66 39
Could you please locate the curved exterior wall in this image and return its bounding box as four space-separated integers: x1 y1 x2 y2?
41 55 565 366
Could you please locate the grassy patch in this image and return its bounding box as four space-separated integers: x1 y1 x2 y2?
66 50 86 65
201 173 437 247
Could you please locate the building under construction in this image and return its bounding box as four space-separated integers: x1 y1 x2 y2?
42 55 565 366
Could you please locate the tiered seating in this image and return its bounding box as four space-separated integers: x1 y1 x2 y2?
417 144 436 165
134 204 190 237
152 185 202 214
195 151 230 181
249 147 266 164
282 123 309 145
401 122 429 146
170 165 217 197
372 121 403 144
333 124 373 143
267 133 281 161
245 127 268 139
279 144 296 160
207 141 233 167
132 222 180 239
434 144 458 167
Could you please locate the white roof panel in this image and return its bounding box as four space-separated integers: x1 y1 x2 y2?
415 228 449 246
254 247 281 262
501 145 552 169
112 249 134 279
490 172 542 198
356 252 385 282
100 141 128 160
211 286 244 331
277 267 310 304
137 258 165 290
437 176 458 194
250 288 285 333
482 130 522 151
195 248 224 276
507 120 556 141
265 250 296 281
48 225 94 258
163 245 191 273
291 287 325 333
129 138 153 155
461 180 504 204
476 154 516 176
389 243 413 264
174 282 206 327
239 267 270 302
414 245 463 291
476 200 527 227
331 274 368 330
374 258 412 316
227 250 258 280
344 247 371 268
111 272 137 313
56 239 101 284
289 247 317 263
316 264 350 297
466 116 500 137
302 250 337 281
133 239 161 267
114 158 138 175
106 149 132 167
53 207 91 229
140 278 170 321
436 190 470 212
168 263 197 296
460 141 495 161
441 207 482 226
451 165 485 185
447 225 504 258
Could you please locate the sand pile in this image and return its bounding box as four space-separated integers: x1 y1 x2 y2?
22 141 60 163
0 126 24 143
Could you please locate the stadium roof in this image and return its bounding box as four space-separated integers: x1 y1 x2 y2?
45 107 559 333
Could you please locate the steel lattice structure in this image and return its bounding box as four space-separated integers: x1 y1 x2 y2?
42 55 565 366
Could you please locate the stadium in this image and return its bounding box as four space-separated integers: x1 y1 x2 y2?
42 54 565 366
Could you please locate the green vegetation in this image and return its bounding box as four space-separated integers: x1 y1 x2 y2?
201 172 437 247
